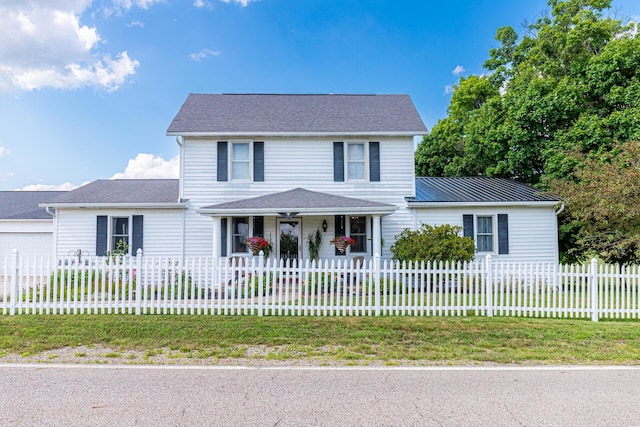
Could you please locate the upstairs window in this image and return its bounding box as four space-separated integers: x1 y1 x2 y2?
334 141 379 182
347 142 365 180
231 142 250 180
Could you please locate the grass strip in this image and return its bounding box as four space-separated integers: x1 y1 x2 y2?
1 316 639 365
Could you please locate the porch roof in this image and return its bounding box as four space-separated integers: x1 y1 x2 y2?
197 188 397 216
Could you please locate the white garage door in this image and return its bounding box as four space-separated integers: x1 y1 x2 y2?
0 233 53 258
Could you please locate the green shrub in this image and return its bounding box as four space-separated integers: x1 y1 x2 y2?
390 224 475 263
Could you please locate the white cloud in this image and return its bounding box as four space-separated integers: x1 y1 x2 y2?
110 153 179 179
0 146 7 157
193 0 212 7
0 1 140 92
19 182 79 191
444 85 455 94
452 65 465 75
111 0 163 11
127 20 144 28
13 51 139 92
219 0 257 7
189 48 221 61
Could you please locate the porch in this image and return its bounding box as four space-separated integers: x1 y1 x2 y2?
197 188 397 261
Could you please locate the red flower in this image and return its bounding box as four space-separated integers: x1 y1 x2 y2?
244 236 270 248
330 236 355 246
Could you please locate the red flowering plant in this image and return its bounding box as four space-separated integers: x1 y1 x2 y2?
330 235 355 253
244 236 272 257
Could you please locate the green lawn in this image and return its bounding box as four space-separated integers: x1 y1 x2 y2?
1 315 639 365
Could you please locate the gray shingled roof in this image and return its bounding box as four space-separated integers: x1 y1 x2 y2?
201 188 395 212
43 180 180 205
167 94 428 135
409 177 560 203
0 191 65 219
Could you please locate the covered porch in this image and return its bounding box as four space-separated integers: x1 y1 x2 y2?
196 188 397 262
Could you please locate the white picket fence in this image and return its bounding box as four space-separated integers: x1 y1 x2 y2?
1 249 639 321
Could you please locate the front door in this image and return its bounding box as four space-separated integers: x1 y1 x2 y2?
278 219 301 262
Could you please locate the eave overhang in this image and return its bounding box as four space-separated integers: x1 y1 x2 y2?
406 200 560 208
196 206 398 216
39 202 188 210
166 131 424 138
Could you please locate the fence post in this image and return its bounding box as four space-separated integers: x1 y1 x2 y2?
374 253 381 316
258 251 264 317
590 258 599 322
10 249 19 316
485 254 493 317
135 248 143 315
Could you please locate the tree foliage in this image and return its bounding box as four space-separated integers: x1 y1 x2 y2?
390 224 475 263
548 141 640 264
415 0 640 261
415 0 640 186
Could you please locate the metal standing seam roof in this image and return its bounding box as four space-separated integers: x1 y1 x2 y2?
0 191 66 219
409 177 560 203
42 180 180 205
166 93 428 135
200 188 396 212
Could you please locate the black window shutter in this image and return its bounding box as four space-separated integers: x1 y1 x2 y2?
253 216 264 237
462 214 474 238
221 218 228 257
253 141 264 182
369 141 380 182
334 215 346 256
498 214 509 255
96 216 108 256
370 217 373 255
217 141 228 182
333 142 344 182
132 215 144 254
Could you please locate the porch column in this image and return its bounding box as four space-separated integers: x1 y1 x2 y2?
372 215 382 256
212 216 222 260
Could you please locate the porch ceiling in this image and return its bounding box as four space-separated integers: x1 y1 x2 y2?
197 188 397 216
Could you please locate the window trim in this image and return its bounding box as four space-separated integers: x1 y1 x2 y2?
229 140 252 182
345 141 367 181
231 216 250 254
348 215 368 254
227 215 265 255
109 216 132 255
475 215 495 253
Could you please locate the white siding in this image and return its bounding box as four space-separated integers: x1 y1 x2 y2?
0 233 52 258
414 206 559 263
180 137 417 258
54 209 184 258
0 220 54 258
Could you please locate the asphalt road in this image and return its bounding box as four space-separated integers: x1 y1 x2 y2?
1 365 639 426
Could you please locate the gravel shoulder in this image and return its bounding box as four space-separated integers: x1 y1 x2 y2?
0 345 415 367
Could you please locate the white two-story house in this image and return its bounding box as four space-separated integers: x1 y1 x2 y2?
35 93 560 263
167 93 427 261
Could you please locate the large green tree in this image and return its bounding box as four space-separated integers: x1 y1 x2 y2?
415 0 640 262
415 0 638 185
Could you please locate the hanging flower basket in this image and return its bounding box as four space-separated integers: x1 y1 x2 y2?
330 236 355 254
244 236 271 256
247 243 262 255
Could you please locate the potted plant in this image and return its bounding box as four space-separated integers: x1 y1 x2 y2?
244 236 271 257
307 228 323 262
330 235 355 253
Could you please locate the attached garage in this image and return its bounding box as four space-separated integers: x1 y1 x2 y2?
0 191 65 259
0 231 53 258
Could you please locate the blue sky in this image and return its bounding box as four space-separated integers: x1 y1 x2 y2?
1 0 639 191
